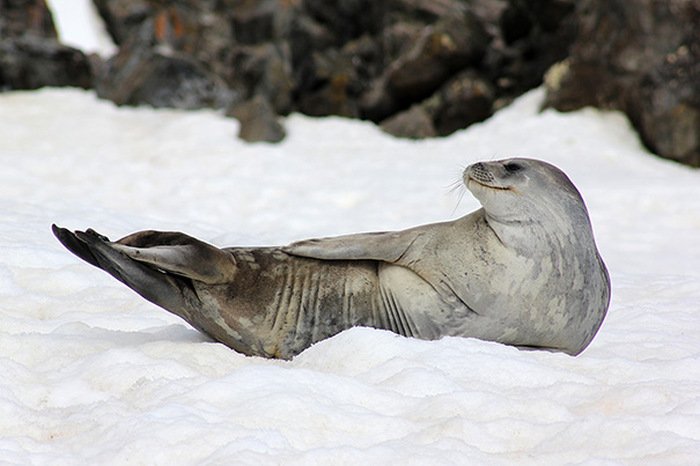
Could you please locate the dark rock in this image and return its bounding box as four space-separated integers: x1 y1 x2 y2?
225 43 293 114
92 0 153 46
0 0 92 91
286 11 335 68
293 32 381 118
303 0 385 44
231 0 278 44
379 71 495 139
295 44 366 118
380 104 436 139
482 0 577 105
379 21 426 64
231 0 300 45
628 45 700 166
427 71 495 136
0 0 56 39
0 36 93 90
95 21 230 110
544 0 700 166
93 1 235 78
386 13 489 102
362 11 489 121
78 0 699 162
228 94 286 143
359 75 397 122
388 0 469 22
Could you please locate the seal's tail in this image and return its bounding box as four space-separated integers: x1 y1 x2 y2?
51 225 237 320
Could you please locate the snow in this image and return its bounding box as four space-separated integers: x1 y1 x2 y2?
46 0 117 56
2 86 699 464
2 4 699 463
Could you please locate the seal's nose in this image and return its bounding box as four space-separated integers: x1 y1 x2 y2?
468 162 495 184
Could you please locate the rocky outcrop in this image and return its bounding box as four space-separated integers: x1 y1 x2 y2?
86 0 577 142
0 0 92 90
4 0 696 166
93 19 231 110
544 0 700 167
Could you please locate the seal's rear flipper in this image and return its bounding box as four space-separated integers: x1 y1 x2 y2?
110 230 237 285
52 224 101 268
53 225 237 285
52 225 200 315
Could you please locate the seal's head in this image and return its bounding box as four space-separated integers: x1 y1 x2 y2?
464 158 589 230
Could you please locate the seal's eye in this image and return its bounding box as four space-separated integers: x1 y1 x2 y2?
504 162 523 173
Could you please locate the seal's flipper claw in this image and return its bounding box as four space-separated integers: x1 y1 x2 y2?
51 224 101 268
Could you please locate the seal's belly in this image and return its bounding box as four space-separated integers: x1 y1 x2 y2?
196 248 382 358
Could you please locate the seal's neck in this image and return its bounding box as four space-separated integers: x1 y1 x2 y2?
483 209 577 256
484 212 536 251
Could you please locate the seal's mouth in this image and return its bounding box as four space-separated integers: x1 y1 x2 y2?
467 176 511 191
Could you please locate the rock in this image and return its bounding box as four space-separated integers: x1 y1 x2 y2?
303 0 385 45
297 33 383 118
379 71 494 139
225 43 294 115
93 1 236 78
0 0 92 91
286 10 335 69
231 0 301 45
228 94 286 143
0 0 56 39
92 0 153 46
362 10 489 121
95 21 230 110
0 36 93 90
386 13 489 102
231 0 278 45
79 0 700 161
427 71 495 136
483 0 577 104
544 0 700 166
380 104 436 138
388 0 469 22
628 46 700 166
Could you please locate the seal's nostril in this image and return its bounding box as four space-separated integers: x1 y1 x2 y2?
470 163 495 183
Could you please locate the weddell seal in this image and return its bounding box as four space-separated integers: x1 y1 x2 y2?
52 158 610 358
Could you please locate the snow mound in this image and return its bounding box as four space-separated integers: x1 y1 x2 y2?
1 87 699 464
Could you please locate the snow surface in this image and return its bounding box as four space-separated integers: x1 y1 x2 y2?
1 86 699 464
45 0 116 57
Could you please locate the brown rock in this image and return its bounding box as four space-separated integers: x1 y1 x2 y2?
380 104 436 138
428 71 494 136
544 0 700 166
228 94 286 143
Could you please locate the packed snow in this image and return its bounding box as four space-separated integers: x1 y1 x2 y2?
1 83 699 464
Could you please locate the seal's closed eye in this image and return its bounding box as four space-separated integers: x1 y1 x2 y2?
504 162 523 173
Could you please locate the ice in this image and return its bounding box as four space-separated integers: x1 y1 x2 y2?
1 60 699 466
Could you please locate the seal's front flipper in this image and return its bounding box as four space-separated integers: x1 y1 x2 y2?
283 229 426 263
111 230 237 285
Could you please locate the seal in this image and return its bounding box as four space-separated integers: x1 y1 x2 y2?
52 158 610 359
